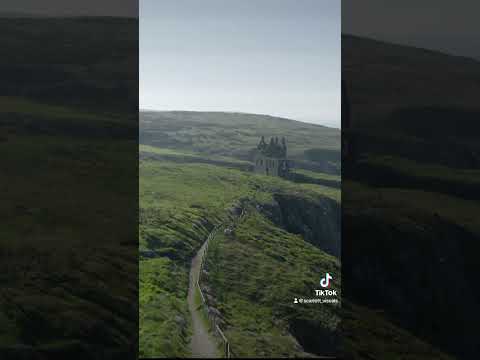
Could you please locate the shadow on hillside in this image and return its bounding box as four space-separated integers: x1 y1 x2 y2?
342 35 480 359
1 17 138 359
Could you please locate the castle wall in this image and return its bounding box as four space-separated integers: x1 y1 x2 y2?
254 154 287 177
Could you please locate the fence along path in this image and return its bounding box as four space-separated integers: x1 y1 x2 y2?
188 234 219 358
197 208 247 358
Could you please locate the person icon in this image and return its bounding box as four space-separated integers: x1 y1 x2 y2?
294 298 298 304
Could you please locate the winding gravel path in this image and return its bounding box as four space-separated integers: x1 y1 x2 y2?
187 238 219 358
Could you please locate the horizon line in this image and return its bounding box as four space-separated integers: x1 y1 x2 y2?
342 32 480 62
139 108 340 129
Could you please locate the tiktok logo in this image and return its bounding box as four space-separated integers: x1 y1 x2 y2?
320 273 333 288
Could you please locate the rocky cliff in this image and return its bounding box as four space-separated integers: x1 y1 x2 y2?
260 193 341 258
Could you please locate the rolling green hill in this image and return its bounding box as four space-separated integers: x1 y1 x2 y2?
139 155 341 357
343 34 480 170
1 16 138 358
2 99 137 357
343 35 480 359
138 104 457 358
0 17 138 114
139 141 456 358
343 35 480 127
140 111 341 174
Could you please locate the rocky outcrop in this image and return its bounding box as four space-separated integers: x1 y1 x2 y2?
260 193 341 257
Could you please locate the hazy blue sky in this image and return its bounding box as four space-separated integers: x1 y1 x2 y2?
140 0 341 127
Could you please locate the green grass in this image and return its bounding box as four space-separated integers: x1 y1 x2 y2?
0 17 138 114
1 101 137 354
344 180 480 236
0 96 125 124
362 154 480 187
140 144 250 166
342 301 454 360
139 153 340 357
293 168 341 182
140 111 340 173
139 160 250 357
139 257 190 358
0 16 138 356
204 212 340 357
343 178 480 359
139 146 466 358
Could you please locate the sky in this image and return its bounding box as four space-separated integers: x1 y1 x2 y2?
343 0 480 60
140 0 341 128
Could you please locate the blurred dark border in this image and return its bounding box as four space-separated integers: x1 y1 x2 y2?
0 3 138 359
342 2 480 359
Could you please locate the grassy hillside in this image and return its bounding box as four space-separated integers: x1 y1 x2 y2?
139 144 251 170
1 16 138 357
342 301 454 360
139 151 341 357
1 99 137 356
343 179 480 359
342 35 480 126
140 111 341 174
343 35 480 359
0 17 138 114
343 34 480 170
138 146 457 359
203 210 340 357
138 99 456 358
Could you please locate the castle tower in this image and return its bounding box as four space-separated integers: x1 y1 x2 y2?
254 136 290 177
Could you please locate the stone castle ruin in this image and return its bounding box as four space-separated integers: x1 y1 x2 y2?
253 136 291 177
